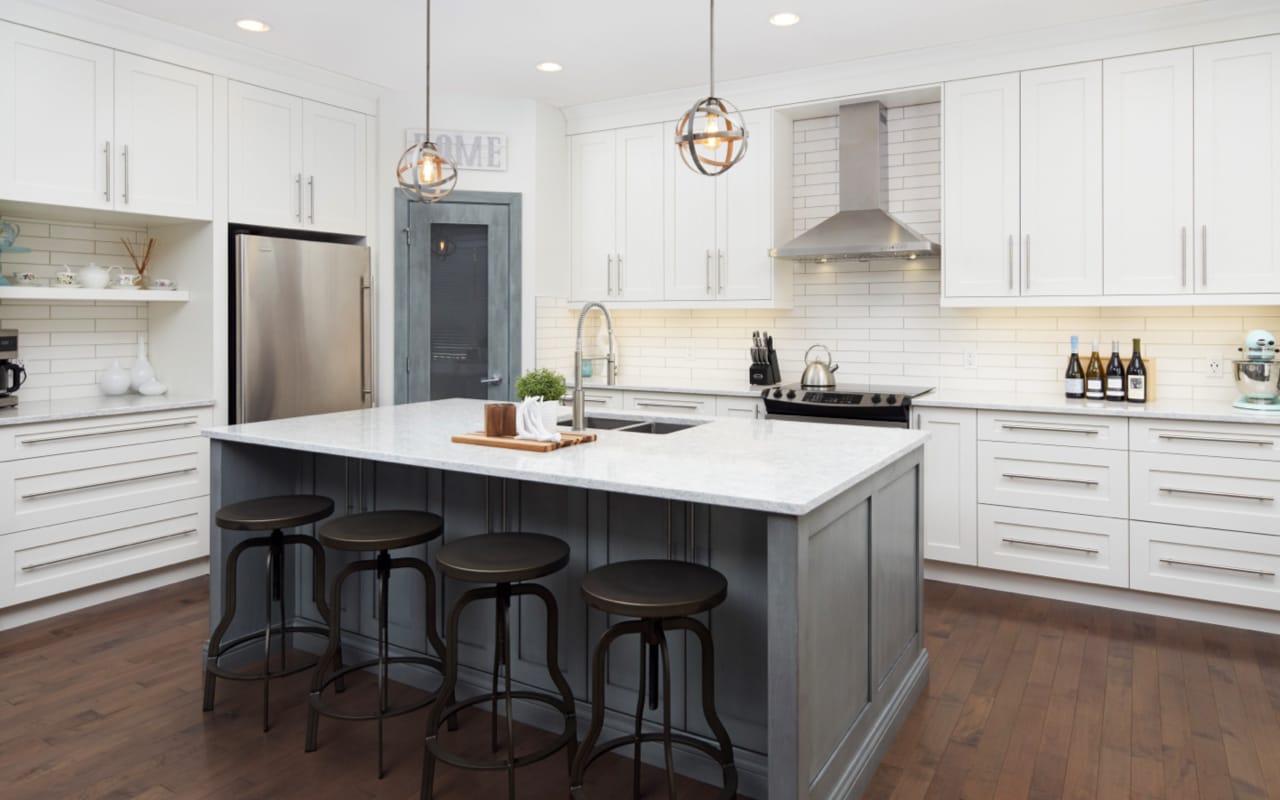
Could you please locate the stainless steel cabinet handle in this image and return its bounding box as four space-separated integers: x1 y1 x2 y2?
1002 473 1100 487
1002 537 1100 555
360 279 372 403
1000 423 1099 435
755 405 761 420
634 400 701 410
22 466 199 500
18 417 199 445
308 175 315 223
21 528 197 572
296 174 303 222
1007 234 1014 291
617 253 623 294
1201 225 1208 286
718 250 725 294
1158 487 1273 503
103 141 112 201
583 397 610 405
607 254 614 295
480 375 503 385
1157 433 1272 446
121 144 129 204
705 250 712 294
1180 226 1187 287
1159 558 1275 578
1024 233 1030 291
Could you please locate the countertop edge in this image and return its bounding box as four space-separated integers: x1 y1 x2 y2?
0 397 216 427
912 395 1280 425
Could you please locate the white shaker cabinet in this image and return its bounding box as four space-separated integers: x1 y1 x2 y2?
1019 62 1102 297
666 143 719 300
1194 35 1280 294
942 74 1021 298
570 131 617 300
303 100 369 237
915 408 978 565
1103 50 1195 295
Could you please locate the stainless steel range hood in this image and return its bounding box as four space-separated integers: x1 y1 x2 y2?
771 102 940 262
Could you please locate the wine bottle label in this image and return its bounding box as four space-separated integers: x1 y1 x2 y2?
1086 379 1103 398
1128 376 1146 401
1106 377 1124 392
1066 378 1084 394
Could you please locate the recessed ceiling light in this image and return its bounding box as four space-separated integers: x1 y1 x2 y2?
769 12 800 27
535 62 563 73
236 19 270 33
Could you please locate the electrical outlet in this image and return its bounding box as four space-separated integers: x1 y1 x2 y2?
1208 356 1223 378
963 351 977 369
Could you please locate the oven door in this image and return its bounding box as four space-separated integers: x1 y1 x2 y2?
765 411 909 429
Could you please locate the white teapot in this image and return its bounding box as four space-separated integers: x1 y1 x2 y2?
78 262 110 290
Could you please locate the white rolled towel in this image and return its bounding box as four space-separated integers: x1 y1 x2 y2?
515 397 560 443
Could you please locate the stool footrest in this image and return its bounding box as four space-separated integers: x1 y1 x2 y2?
204 623 331 682
573 731 737 800
309 655 445 723
427 690 575 771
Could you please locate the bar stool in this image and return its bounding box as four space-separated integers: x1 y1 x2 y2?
420 532 578 800
203 494 335 732
305 510 454 779
571 560 737 800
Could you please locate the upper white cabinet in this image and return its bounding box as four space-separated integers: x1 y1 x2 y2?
942 74 1021 298
229 81 367 236
1194 35 1280 294
0 23 212 220
1103 49 1194 295
1019 62 1102 297
569 124 665 302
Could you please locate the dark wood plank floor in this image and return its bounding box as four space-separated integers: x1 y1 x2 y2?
3 578 1279 799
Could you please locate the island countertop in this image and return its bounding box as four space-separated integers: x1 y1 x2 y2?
203 398 927 516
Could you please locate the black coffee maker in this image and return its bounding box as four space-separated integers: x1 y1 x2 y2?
1 329 26 409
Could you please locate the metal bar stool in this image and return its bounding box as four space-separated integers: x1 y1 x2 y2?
571 560 737 800
203 494 335 732
420 532 578 800
305 510 455 779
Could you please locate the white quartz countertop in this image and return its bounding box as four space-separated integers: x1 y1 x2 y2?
203 398 927 516
0 395 215 427
567 382 773 399
913 390 1280 426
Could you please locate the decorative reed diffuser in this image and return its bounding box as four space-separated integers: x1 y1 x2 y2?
121 237 155 284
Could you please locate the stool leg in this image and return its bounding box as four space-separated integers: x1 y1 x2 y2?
656 625 677 800
396 557 456 730
632 635 646 800
261 541 275 733
513 584 577 776
307 560 368 752
667 617 737 795
500 585 516 800
423 587 487 800
377 551 393 779
570 620 645 798
204 537 260 712
490 594 502 753
272 530 287 674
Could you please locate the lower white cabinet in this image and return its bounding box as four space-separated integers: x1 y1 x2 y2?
559 388 623 410
716 396 764 419
977 441 1129 518
1131 521 1279 610
917 408 978 565
1130 451 1280 536
1129 417 1280 460
978 505 1129 588
623 391 713 416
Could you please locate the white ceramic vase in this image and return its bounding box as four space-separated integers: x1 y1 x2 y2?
99 360 131 396
130 333 154 392
538 400 562 431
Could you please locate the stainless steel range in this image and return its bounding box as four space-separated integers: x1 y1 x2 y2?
762 383 934 428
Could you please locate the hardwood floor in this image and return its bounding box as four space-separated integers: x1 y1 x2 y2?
2 578 1278 799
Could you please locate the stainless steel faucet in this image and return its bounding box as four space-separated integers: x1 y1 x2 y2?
572 301 617 431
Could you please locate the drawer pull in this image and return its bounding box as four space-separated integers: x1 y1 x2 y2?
1002 473 1100 487
633 401 702 410
1002 537 1100 555
22 466 199 500
1158 487 1273 503
21 528 197 572
1158 558 1275 578
1000 424 1100 435
1156 433 1273 447
18 417 200 445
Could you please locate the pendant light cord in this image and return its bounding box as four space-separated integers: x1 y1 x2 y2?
708 0 715 97
424 0 431 138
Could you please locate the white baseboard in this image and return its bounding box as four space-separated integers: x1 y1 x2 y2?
0 558 209 632
925 561 1280 635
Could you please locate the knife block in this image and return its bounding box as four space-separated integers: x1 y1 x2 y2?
750 349 782 385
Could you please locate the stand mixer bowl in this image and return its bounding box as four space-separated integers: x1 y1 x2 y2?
1233 360 1280 403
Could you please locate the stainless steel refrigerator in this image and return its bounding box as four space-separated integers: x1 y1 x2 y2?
234 234 372 423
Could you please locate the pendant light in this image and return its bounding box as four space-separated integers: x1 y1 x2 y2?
397 0 457 202
675 0 748 176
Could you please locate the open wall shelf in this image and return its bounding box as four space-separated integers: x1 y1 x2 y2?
0 286 189 302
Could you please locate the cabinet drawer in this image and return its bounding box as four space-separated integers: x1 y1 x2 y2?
1131 521 1280 610
978 410 1127 449
560 389 623 411
1130 451 1280 536
0 497 208 608
978 441 1128 517
1129 418 1280 461
0 438 209 533
0 408 212 462
715 396 764 419
978 505 1128 587
623 392 713 416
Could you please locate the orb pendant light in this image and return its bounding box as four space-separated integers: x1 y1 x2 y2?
397 0 457 202
676 0 748 176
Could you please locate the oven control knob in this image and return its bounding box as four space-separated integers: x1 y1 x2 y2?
773 389 783 398
786 389 796 399
886 394 897 405
871 394 882 404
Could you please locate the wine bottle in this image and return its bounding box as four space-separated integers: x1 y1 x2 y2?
1127 337 1147 403
1105 340 1125 402
1085 341 1104 400
1065 335 1085 399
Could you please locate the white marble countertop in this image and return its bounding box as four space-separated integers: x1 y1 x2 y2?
203 398 927 516
0 394 215 427
913 389 1280 426
566 382 774 399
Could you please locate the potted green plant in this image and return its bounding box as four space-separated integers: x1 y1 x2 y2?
515 368 568 429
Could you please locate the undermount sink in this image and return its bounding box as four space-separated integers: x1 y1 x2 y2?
564 415 705 435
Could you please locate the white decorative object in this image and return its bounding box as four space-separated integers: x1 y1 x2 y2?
515 397 560 443
79 262 111 290
98 360 131 396
538 399 562 431
137 379 168 396
130 333 155 391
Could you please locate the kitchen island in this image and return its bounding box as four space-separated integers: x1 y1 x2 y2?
203 399 928 800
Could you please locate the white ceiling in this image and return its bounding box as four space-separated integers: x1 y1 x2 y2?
97 0 1203 107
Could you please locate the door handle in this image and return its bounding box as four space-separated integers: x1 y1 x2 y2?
607 254 614 295
1158 487 1273 503
480 375 503 385
616 253 623 295
1159 558 1275 578
104 141 112 201
1001 537 1100 555
296 174 303 222
717 250 725 294
308 175 316 223
121 144 130 204
21 529 197 572
1001 473 1100 487
705 250 712 294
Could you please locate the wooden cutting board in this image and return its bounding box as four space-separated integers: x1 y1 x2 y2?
450 431 597 452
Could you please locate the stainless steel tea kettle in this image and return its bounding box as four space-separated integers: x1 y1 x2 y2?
800 344 839 388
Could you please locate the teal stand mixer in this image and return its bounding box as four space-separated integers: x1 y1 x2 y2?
1232 329 1280 411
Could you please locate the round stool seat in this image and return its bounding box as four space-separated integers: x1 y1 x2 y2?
319 510 444 552
435 532 569 583
216 494 334 531
581 560 727 619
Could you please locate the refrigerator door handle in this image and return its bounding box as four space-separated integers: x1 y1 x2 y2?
361 277 373 405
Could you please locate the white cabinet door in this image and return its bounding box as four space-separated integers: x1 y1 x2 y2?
1020 62 1102 296
0 23 113 210
719 109 776 300
229 81 304 229
917 408 978 565
1103 50 1194 295
667 145 720 300
614 124 665 301
303 100 368 236
571 131 617 301
113 53 212 220
943 74 1021 298
715 396 764 419
1194 35 1280 294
